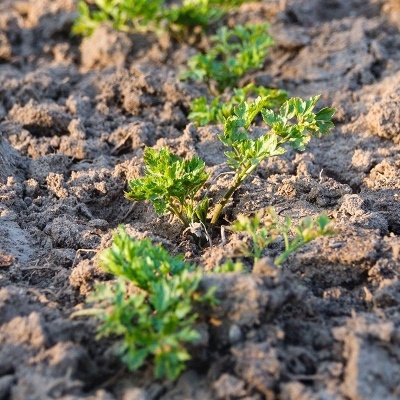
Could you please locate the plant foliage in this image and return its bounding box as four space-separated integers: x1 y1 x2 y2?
87 228 216 380
126 95 335 227
164 0 250 34
183 23 274 93
230 208 334 265
188 84 288 126
126 147 209 227
73 0 163 36
73 0 254 37
211 94 335 223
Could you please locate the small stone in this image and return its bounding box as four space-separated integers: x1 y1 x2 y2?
229 324 243 344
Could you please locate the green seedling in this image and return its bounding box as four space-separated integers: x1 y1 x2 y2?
212 259 245 273
164 0 251 35
73 0 163 36
188 84 288 126
126 95 335 229
183 23 274 93
230 207 334 265
230 210 278 262
73 0 255 37
126 147 209 227
211 95 335 224
78 227 216 380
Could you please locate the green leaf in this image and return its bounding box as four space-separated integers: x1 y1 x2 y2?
126 147 209 226
183 23 274 93
88 228 218 380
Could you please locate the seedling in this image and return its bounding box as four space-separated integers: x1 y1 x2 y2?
182 23 274 93
81 213 331 379
73 0 255 37
126 95 335 229
188 84 288 126
230 208 334 265
79 228 216 380
164 0 252 36
211 94 335 224
72 0 163 36
126 147 209 227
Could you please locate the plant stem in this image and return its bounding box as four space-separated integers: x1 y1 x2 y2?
274 240 306 266
210 163 258 225
210 184 238 225
168 204 189 227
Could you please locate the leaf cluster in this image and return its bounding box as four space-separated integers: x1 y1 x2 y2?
188 84 288 126
73 0 253 37
164 0 249 34
126 95 335 227
183 23 274 93
221 95 335 172
73 0 163 36
126 147 209 227
90 228 216 380
210 95 335 223
230 207 334 265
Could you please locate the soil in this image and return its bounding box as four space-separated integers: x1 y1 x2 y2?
1 0 400 399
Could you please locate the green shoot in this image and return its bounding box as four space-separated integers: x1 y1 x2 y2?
72 0 163 36
73 0 256 37
163 0 251 35
230 211 278 262
230 208 334 265
188 84 288 126
126 147 209 227
86 227 216 380
126 95 335 229
274 213 334 266
212 259 245 273
183 23 274 93
210 95 335 224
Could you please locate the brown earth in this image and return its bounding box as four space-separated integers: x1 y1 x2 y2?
1 0 400 399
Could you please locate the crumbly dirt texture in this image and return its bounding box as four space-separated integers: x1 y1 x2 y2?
1 0 400 399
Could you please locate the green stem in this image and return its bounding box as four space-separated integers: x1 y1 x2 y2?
168 203 189 227
283 232 290 251
210 163 258 225
210 183 238 225
274 240 306 266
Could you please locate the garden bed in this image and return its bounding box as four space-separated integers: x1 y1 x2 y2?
1 0 400 398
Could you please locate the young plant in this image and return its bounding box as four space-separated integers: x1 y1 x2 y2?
163 0 252 35
126 95 335 229
230 211 278 262
72 0 163 36
73 0 255 37
183 23 274 93
188 84 288 126
230 207 334 265
211 95 335 224
82 228 216 380
126 147 209 227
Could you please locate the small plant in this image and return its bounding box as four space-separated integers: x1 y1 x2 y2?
126 147 209 227
210 94 335 224
73 0 255 37
72 0 163 36
188 84 288 126
81 228 216 380
182 23 274 93
212 259 245 273
164 0 251 35
230 208 334 265
126 95 335 228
